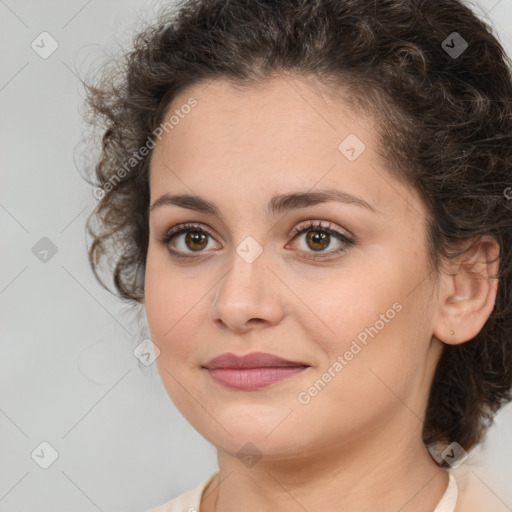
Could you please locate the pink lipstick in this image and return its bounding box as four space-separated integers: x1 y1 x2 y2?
203 352 310 390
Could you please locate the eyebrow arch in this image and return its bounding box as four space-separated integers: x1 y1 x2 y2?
149 188 378 217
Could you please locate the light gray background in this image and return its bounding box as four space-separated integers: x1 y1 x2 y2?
1 1 511 511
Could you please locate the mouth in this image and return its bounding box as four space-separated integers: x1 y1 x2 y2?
202 351 310 390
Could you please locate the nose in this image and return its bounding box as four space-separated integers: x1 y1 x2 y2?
208 248 285 333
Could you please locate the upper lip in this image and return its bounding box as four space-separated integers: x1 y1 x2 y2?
203 352 310 369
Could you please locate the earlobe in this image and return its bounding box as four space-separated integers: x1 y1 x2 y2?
433 235 500 345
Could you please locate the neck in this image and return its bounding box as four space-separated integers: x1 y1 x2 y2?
201 426 449 512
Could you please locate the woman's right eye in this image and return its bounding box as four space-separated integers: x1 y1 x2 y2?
159 223 221 258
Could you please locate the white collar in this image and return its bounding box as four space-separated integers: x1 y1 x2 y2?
433 472 458 512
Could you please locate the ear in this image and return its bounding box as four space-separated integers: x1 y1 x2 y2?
433 235 500 345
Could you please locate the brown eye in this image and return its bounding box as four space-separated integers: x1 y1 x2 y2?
160 223 220 258
305 230 330 251
185 231 208 251
288 220 354 260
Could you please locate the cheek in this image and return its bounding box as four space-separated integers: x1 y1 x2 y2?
144 258 205 408
291 268 398 340
143 250 219 384
144 250 198 337
292 263 426 385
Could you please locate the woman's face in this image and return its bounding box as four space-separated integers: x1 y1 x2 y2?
145 76 443 462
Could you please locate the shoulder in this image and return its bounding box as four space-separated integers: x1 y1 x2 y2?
145 471 219 512
452 466 510 512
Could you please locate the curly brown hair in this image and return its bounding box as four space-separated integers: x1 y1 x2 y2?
84 0 512 465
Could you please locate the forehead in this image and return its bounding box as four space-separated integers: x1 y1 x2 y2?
149 75 425 222
159 74 364 154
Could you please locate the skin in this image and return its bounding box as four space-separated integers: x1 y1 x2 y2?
144 74 499 512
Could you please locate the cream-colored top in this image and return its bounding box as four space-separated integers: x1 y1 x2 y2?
146 470 459 512
147 471 219 512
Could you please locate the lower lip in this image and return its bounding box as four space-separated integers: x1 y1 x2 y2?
206 366 308 390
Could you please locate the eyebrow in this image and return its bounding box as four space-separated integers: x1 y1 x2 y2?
149 188 378 217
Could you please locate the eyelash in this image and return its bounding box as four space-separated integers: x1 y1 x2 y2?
158 220 354 261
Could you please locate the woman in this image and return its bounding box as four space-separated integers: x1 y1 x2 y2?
85 0 512 510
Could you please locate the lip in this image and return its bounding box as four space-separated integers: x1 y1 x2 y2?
203 351 309 369
202 352 310 390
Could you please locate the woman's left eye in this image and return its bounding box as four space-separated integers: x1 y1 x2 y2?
287 221 354 259
159 220 354 260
